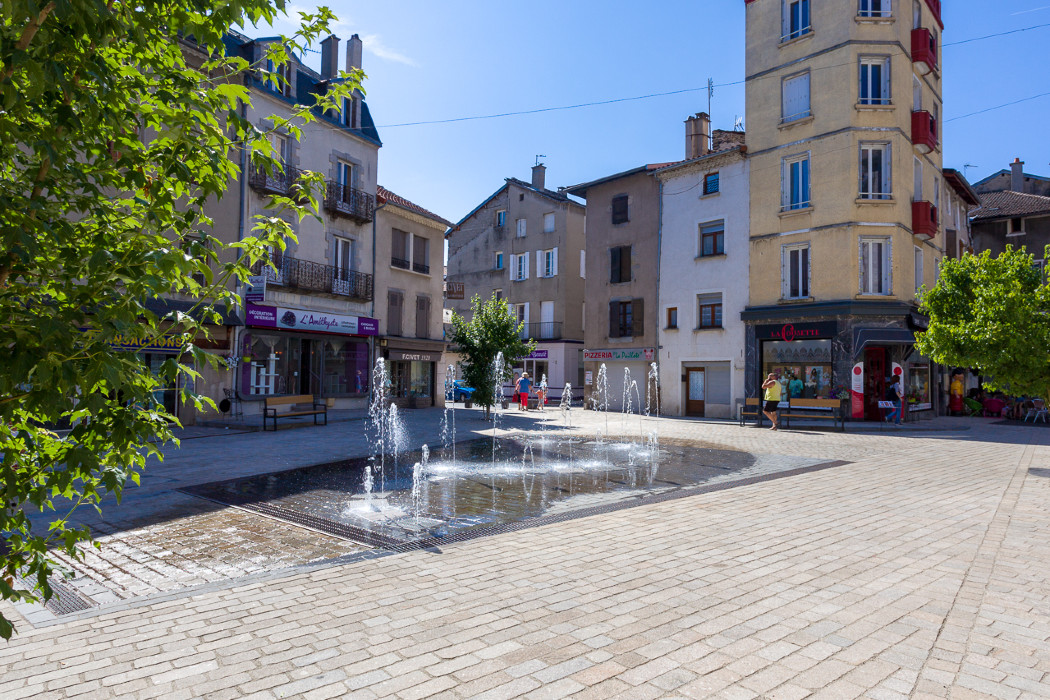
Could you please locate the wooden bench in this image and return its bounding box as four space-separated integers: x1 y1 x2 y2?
778 398 844 431
738 397 763 426
263 394 328 431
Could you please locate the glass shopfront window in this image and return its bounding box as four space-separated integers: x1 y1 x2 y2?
906 362 932 410
410 361 433 398
762 338 833 399
241 332 369 397
388 360 433 399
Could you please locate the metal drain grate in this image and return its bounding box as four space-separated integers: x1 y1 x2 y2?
16 575 94 616
217 459 851 554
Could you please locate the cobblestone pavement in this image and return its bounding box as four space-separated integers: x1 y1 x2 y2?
2 410 1049 698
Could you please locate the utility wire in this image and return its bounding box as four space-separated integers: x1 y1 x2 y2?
942 21 1050 46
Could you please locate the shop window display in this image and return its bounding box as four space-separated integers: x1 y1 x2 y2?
762 339 833 399
906 363 932 410
241 332 369 397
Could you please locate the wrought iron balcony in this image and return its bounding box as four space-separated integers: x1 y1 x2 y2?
248 162 302 196
324 181 375 223
391 256 410 270
413 261 430 275
519 322 562 341
251 254 373 301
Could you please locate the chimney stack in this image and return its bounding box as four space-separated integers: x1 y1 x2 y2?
319 34 340 81
346 34 364 128
1011 157 1025 193
532 163 546 190
685 112 710 160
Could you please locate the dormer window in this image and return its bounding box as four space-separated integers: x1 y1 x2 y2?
264 51 293 98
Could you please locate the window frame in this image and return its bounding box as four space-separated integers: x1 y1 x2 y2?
781 71 812 124
515 218 526 238
496 209 507 228
696 293 724 330
858 0 891 18
914 245 924 294
666 307 678 330
859 56 891 105
611 194 629 225
860 237 892 296
543 248 557 278
781 153 812 211
543 212 555 233
859 142 892 200
703 172 720 195
782 0 812 41
782 242 811 299
610 245 632 284
495 251 504 270
698 221 726 258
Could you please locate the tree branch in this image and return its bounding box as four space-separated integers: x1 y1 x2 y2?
2 2 57 81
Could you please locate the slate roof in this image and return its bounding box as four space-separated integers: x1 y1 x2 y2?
377 186 452 227
447 177 583 236
970 190 1050 221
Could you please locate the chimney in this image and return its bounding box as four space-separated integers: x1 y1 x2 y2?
346 34 364 128
685 112 710 160
319 34 340 81
532 163 546 190
1011 157 1025 193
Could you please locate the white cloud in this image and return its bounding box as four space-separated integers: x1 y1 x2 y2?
359 33 418 67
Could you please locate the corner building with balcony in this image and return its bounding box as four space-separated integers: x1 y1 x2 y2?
445 165 586 399
226 32 381 412
741 0 947 420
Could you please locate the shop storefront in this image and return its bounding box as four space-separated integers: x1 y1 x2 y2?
240 303 377 404
381 339 445 408
582 346 657 411
756 322 837 402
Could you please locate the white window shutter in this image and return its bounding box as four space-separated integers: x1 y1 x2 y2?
781 0 790 39
536 250 543 277
781 246 789 298
523 302 530 325
580 250 586 278
883 144 892 195
781 159 789 209
881 58 891 102
799 73 810 116
509 254 516 281
524 252 530 279
552 247 559 276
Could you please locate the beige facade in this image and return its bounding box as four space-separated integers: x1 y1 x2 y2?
446 166 586 397
743 0 947 419
374 187 451 409
565 167 661 411
191 32 383 420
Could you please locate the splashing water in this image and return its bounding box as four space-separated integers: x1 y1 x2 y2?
365 358 390 508
411 444 429 522
621 367 642 446
560 382 573 429
592 364 609 442
441 365 457 465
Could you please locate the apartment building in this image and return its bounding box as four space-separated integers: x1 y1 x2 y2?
656 116 750 418
741 0 946 420
374 186 451 408
564 162 663 411
445 165 586 396
942 168 979 260
203 32 382 417
970 159 1050 270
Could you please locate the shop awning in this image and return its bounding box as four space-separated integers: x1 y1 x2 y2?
853 327 915 353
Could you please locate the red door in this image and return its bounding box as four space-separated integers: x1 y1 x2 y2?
864 347 886 420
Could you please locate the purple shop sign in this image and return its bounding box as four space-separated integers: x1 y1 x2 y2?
527 349 549 359
246 303 378 337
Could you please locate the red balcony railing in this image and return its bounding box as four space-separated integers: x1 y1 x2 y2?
911 28 937 74
913 201 938 237
911 110 937 154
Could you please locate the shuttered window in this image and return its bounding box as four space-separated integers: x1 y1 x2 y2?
413 236 429 274
608 299 644 338
612 195 629 224
416 296 430 338
782 72 811 123
610 245 631 283
392 229 410 269
387 291 403 336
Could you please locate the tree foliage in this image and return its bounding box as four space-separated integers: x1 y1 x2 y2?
0 0 359 637
449 295 535 418
917 246 1050 400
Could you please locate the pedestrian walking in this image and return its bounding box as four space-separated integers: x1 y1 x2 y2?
761 372 781 431
515 372 530 411
536 378 547 411
885 376 903 425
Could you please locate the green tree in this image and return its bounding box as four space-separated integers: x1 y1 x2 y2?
0 0 359 637
917 246 1050 401
449 294 535 419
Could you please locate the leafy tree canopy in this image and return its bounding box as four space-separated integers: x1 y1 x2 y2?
0 0 359 637
449 294 535 418
917 246 1050 400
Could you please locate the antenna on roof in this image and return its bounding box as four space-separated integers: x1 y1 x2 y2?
733 115 744 132
964 163 977 176
535 154 546 166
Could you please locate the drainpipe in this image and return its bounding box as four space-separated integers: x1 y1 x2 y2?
655 178 664 409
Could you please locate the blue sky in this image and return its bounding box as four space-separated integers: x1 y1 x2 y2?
257 0 1050 225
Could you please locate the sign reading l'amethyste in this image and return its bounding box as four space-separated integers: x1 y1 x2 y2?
246 303 378 337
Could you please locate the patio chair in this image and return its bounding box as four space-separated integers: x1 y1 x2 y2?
1024 399 1048 423
963 397 984 417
